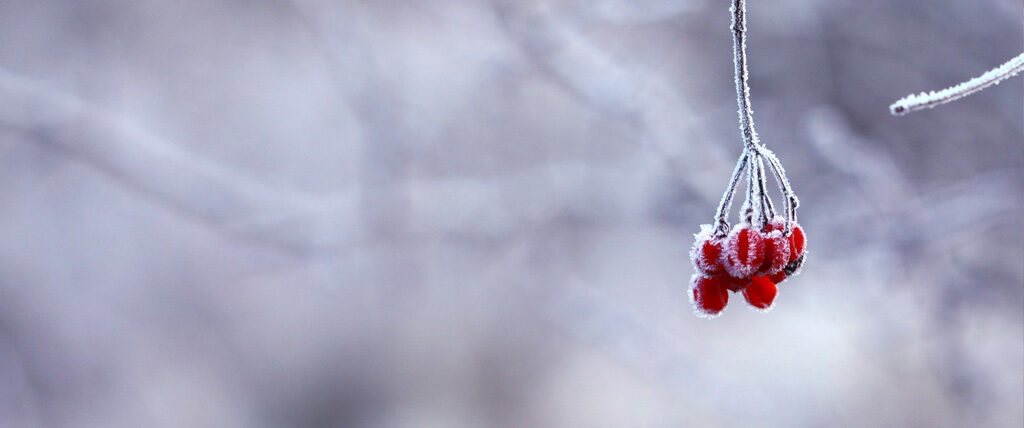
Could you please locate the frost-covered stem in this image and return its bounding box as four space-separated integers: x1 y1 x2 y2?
742 151 759 224
755 155 773 226
748 153 766 227
759 147 797 234
760 184 775 221
731 0 759 150
890 52 1024 115
713 151 749 237
713 0 799 238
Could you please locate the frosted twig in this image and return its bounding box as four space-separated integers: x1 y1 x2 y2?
730 0 759 150
754 155 772 227
759 147 797 231
742 151 758 224
890 52 1024 115
708 0 801 237
709 0 763 237
760 179 775 221
712 152 749 237
713 0 801 235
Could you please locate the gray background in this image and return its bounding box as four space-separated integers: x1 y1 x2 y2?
0 1 1021 427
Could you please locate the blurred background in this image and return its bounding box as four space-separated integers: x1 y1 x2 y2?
0 1 1021 427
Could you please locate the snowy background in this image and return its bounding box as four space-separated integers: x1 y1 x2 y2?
0 1 1021 427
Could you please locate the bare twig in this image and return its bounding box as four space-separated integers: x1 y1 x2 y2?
712 152 748 236
716 0 799 235
890 52 1024 115
730 0 759 151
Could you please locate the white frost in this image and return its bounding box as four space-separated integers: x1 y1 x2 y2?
890 52 1024 115
722 223 765 278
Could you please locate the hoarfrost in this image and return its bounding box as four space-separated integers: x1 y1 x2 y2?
890 52 1024 115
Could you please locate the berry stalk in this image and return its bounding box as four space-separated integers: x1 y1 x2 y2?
715 0 798 237
730 0 759 150
712 151 749 237
689 0 807 317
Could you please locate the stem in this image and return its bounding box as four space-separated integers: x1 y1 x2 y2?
890 52 1024 115
755 155 773 227
759 147 797 234
731 0 759 150
743 151 757 224
713 151 749 237
713 0 800 238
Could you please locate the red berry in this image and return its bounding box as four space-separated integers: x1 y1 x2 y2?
690 225 725 276
742 276 778 310
758 230 791 275
788 223 806 262
689 274 729 317
723 223 766 278
720 274 752 292
768 271 787 284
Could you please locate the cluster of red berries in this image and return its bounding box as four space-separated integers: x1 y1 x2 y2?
686 0 804 317
688 217 805 317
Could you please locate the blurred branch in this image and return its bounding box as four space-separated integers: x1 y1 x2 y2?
805 106 1018 242
0 68 662 255
579 0 696 25
493 0 734 204
805 107 912 206
0 68 363 254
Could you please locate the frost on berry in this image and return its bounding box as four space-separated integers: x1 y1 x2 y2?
690 224 725 276
742 276 778 310
689 274 729 318
788 223 806 262
723 224 766 279
758 230 790 275
766 216 786 232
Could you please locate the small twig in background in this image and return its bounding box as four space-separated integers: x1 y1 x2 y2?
890 52 1024 115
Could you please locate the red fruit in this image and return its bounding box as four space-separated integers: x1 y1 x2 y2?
720 274 752 292
689 274 729 317
788 223 806 262
757 230 791 275
690 226 725 276
766 216 786 232
768 271 787 284
723 224 766 278
743 276 778 310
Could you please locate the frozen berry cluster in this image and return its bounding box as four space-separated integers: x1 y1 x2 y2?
688 0 803 318
689 218 805 317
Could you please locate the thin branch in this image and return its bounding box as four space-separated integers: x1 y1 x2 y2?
759 147 798 231
890 52 1024 115
730 0 759 150
712 152 749 236
742 151 758 224
754 155 771 227
711 0 801 237
0 68 669 254
0 68 352 254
